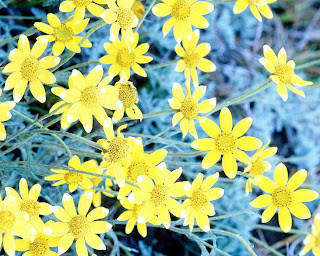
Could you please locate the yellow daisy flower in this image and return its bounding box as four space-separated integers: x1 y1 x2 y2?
259 45 313 101
2 35 60 103
244 141 277 194
45 155 98 193
249 163 319 233
50 65 114 133
103 80 142 123
191 107 262 179
152 0 214 42
132 0 145 20
59 0 107 24
34 13 92 56
99 32 153 81
168 83 216 139
48 192 112 255
5 178 52 230
117 198 160 237
0 90 16 141
233 0 275 22
175 30 216 87
100 0 139 45
300 214 320 256
182 173 224 232
128 167 186 229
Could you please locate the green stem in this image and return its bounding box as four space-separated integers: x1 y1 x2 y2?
123 132 190 146
134 0 157 33
209 208 259 221
0 28 37 47
145 59 179 72
56 60 100 73
0 15 42 20
295 58 320 70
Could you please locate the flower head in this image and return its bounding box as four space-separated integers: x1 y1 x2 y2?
300 214 320 256
50 65 114 133
49 192 112 255
168 83 216 139
2 35 60 103
99 32 153 81
175 30 216 87
34 13 92 56
182 173 224 232
244 141 277 194
249 163 319 233
233 0 275 22
260 45 313 101
0 93 15 141
191 107 263 178
152 0 214 42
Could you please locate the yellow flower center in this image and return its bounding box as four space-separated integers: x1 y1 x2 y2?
20 199 40 219
150 185 169 207
106 137 129 163
191 189 209 210
274 64 293 84
132 0 145 19
127 160 149 182
249 157 266 176
172 0 192 21
69 215 90 238
118 82 138 108
132 204 143 219
216 132 237 153
21 57 40 81
272 187 294 207
80 86 99 108
117 8 136 28
116 49 136 67
184 50 200 68
72 0 92 6
0 210 15 232
54 25 74 43
29 236 49 256
180 97 198 119
64 172 83 184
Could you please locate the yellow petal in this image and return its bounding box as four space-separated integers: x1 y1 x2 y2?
222 153 237 179
220 107 233 133
287 169 307 191
237 136 262 151
202 150 221 170
278 207 292 233
261 204 277 223
249 194 272 208
58 233 74 255
294 189 319 202
152 3 172 17
255 175 276 193
288 202 311 219
199 117 221 138
232 117 252 138
233 0 248 14
78 191 93 215
196 210 210 232
191 138 215 151
274 163 288 187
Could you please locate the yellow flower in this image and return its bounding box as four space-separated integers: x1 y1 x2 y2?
59 0 107 24
46 155 98 193
168 83 216 139
103 80 142 122
175 30 216 87
259 45 313 101
34 13 92 56
99 32 153 81
249 163 319 233
100 0 139 45
0 91 15 141
301 214 320 256
2 35 60 103
50 65 114 133
152 0 214 42
48 192 112 255
191 107 262 179
132 0 145 20
233 0 275 22
182 173 224 232
244 141 277 194
5 178 52 231
128 167 186 229
117 198 160 237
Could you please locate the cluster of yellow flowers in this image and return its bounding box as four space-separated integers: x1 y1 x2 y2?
0 0 319 255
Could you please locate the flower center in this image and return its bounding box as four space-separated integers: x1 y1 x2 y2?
54 25 74 43
150 185 169 207
118 82 138 108
180 97 198 119
117 8 136 28
106 137 129 163
172 0 192 21
184 50 200 68
274 64 293 84
64 172 83 184
116 49 136 67
127 160 149 182
69 215 90 238
0 210 15 232
249 157 266 176
29 236 49 256
20 199 40 219
72 0 92 6
80 86 99 108
216 132 237 153
132 204 143 219
191 189 209 210
272 187 294 208
21 57 40 81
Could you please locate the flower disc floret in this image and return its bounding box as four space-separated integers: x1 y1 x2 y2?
272 187 294 208
0 210 15 232
29 237 49 256
150 185 169 207
172 0 192 20
20 199 40 218
54 25 74 43
117 8 136 28
64 172 84 184
127 160 149 182
190 189 209 210
118 82 138 108
20 57 40 81
80 86 99 108
180 97 198 119
274 64 293 84
69 215 90 238
215 132 237 153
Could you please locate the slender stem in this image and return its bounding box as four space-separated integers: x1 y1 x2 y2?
0 28 37 46
92 186 118 196
123 132 190 146
209 208 259 221
145 59 179 72
295 58 320 70
0 15 41 20
134 0 157 33
56 60 100 73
